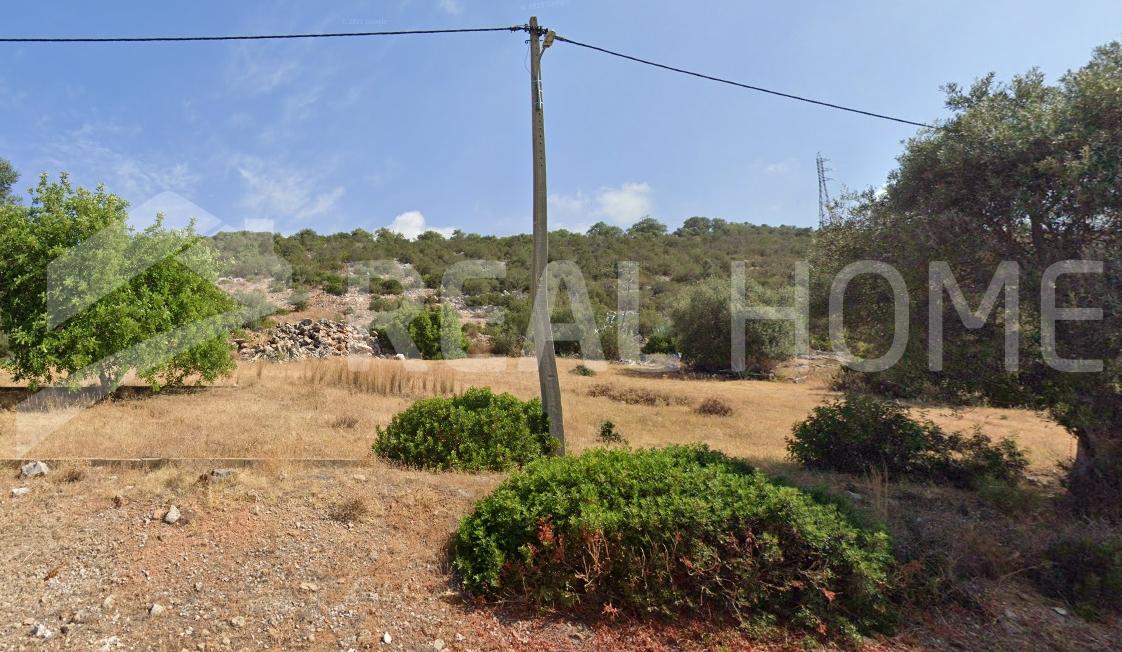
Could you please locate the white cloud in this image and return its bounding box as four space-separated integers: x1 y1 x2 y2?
242 218 275 232
234 155 345 220
548 182 654 230
548 191 588 215
438 0 464 15
128 191 223 234
596 182 652 225
42 123 199 199
388 210 456 239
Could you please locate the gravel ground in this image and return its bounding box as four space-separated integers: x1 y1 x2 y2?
1 461 1118 652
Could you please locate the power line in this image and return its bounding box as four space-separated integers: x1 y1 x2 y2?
552 34 936 129
0 22 937 129
0 26 523 43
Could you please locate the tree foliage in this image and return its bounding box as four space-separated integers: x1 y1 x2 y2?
0 174 238 392
0 157 18 204
672 277 794 375
812 43 1122 512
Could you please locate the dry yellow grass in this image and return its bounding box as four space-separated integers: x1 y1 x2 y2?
0 357 1075 470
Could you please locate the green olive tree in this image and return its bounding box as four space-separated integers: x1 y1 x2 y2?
813 43 1122 513
0 174 240 393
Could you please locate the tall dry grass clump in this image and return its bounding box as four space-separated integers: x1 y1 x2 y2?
300 358 458 398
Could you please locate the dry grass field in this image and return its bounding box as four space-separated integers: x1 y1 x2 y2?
3 357 1116 651
0 357 1074 471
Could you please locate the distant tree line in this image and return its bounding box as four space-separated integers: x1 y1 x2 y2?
210 217 813 355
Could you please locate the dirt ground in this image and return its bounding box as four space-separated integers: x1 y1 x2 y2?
0 357 1112 650
2 461 1120 651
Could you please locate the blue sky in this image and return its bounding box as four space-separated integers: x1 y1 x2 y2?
2 1 1120 236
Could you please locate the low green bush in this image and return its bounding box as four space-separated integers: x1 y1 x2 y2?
641 330 676 355
787 394 1027 488
370 276 404 295
453 445 896 639
1035 535 1122 621
374 388 555 471
319 272 348 296
572 363 596 377
368 295 401 312
597 420 626 445
373 304 469 360
289 288 310 311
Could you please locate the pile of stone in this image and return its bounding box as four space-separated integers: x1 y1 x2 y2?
236 319 381 361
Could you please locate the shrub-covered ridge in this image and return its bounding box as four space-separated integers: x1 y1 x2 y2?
453 445 897 639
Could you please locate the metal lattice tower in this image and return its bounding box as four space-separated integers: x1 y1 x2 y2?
816 153 831 224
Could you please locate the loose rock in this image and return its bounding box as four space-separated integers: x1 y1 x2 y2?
20 460 50 478
382 631 392 644
10 486 30 497
149 603 165 616
238 319 381 361
164 506 181 524
199 468 237 484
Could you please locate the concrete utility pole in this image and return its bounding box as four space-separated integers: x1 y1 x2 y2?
528 16 565 454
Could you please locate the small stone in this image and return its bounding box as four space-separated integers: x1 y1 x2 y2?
102 595 116 609
1053 606 1068 617
164 506 181 524
194 581 203 592
10 486 30 497
299 582 319 593
199 468 237 484
30 623 54 639
845 490 864 502
69 609 92 624
382 632 392 644
454 633 465 642
20 460 50 478
433 638 445 650
149 603 166 616
352 474 367 482
230 616 246 628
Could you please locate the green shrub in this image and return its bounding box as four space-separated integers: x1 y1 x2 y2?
370 276 404 295
369 295 401 312
671 277 793 375
374 388 555 471
572 363 596 377
319 272 348 296
641 330 676 355
373 304 469 360
597 420 626 445
232 291 277 330
289 288 310 311
1035 536 1122 620
787 394 1028 488
454 446 897 638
